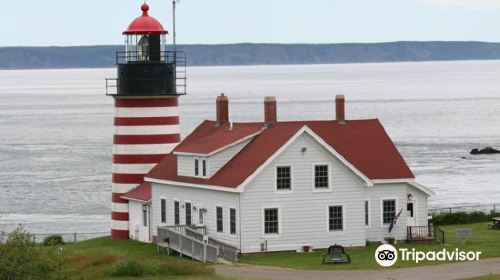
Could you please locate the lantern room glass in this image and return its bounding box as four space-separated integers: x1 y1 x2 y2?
124 34 167 62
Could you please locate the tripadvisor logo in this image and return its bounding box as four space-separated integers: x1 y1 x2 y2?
375 244 398 267
375 244 482 267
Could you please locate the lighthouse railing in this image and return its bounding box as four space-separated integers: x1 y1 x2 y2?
115 50 186 65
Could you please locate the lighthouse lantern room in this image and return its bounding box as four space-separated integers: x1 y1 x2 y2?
107 3 185 240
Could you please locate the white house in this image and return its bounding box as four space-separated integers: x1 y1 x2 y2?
122 95 434 253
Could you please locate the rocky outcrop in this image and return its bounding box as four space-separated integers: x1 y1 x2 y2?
470 147 500 155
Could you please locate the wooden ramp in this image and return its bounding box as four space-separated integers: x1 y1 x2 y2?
157 225 238 263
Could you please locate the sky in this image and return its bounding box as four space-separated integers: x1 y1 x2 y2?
1 0 499 46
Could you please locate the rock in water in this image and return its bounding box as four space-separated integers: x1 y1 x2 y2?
470 147 500 155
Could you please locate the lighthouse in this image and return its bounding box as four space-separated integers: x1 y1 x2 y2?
107 3 186 240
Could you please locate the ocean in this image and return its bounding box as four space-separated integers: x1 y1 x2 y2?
1 60 499 234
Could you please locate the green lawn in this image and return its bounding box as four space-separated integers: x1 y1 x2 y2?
59 237 235 280
55 222 500 278
239 222 500 270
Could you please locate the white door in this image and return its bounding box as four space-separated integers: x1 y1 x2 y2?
406 202 417 226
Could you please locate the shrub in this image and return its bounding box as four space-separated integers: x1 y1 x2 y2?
110 259 144 277
432 211 493 225
0 226 67 280
43 235 64 246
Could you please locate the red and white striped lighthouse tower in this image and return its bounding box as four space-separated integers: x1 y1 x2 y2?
107 3 186 240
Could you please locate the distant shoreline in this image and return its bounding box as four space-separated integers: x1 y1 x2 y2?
1 41 500 70
1 59 499 72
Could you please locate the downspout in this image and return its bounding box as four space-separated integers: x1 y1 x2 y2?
238 193 242 253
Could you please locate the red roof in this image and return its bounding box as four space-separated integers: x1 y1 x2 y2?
147 119 414 189
121 182 151 202
175 121 264 155
123 4 168 35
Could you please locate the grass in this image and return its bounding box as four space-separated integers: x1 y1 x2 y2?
239 222 500 270
52 222 500 278
459 275 500 280
57 237 235 280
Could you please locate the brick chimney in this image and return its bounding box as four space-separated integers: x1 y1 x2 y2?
264 96 277 126
216 93 229 126
336 95 345 124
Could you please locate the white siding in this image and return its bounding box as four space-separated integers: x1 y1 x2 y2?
364 183 408 242
177 155 195 177
240 133 367 253
128 201 151 242
151 183 240 247
209 139 252 176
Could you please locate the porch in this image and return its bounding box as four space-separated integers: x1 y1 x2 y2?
406 225 444 244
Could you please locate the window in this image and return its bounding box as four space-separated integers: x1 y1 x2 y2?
364 200 369 226
142 204 148 227
160 198 166 223
185 202 192 225
199 210 204 225
137 35 149 61
382 199 396 225
230 208 236 235
216 206 223 233
264 208 279 234
328 205 343 231
407 203 414 218
202 160 207 177
194 159 199 176
174 201 180 225
276 166 291 190
314 164 329 189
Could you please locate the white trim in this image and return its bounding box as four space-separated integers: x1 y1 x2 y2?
326 204 346 233
302 127 373 186
114 125 180 135
274 164 294 193
312 162 332 193
372 179 434 196
262 206 281 238
145 177 241 193
122 197 151 203
174 130 263 157
365 199 371 228
114 106 179 118
407 181 435 196
380 197 398 228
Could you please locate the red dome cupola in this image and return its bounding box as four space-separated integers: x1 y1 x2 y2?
123 4 168 35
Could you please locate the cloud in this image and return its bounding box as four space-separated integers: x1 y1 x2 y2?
410 0 500 10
